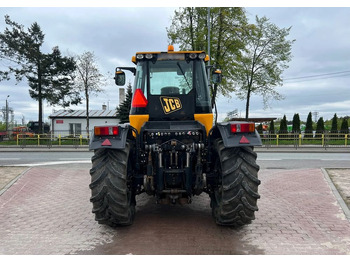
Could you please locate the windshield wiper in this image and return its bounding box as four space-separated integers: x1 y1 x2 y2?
177 62 191 90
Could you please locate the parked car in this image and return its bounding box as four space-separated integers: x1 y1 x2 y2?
27 121 50 134
11 126 35 139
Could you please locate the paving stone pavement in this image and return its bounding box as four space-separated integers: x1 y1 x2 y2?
0 165 350 255
0 165 115 255
239 168 350 255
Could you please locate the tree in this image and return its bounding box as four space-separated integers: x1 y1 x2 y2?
340 118 349 134
0 15 79 133
116 82 132 124
74 51 105 137
256 123 263 134
331 113 338 134
316 117 325 134
167 7 248 107
269 119 275 134
279 115 288 134
233 16 295 119
305 112 313 138
292 113 301 133
0 121 5 131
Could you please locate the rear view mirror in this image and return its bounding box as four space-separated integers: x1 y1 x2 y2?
115 70 126 86
212 69 222 84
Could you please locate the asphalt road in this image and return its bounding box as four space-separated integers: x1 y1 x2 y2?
0 151 92 166
257 151 350 169
0 150 349 169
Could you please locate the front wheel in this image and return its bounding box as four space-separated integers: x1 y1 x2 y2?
89 143 135 226
211 139 260 227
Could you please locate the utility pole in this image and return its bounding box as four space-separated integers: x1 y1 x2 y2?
313 111 319 123
207 7 211 81
5 95 9 133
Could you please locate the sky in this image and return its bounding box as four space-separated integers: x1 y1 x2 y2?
1 0 350 126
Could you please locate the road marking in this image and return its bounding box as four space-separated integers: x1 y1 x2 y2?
320 159 349 161
59 158 91 161
258 159 282 161
260 158 349 161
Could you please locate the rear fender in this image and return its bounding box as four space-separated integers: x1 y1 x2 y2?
89 124 133 150
210 122 262 148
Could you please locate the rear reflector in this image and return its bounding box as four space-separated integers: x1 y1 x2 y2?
94 126 119 136
239 136 250 144
132 88 148 108
230 123 255 133
101 139 112 146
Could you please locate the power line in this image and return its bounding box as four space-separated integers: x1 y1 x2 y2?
284 73 350 83
283 70 350 82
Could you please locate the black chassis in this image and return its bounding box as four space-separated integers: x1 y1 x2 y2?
138 121 207 202
89 120 262 203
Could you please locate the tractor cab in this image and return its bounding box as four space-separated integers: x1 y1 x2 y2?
115 45 217 135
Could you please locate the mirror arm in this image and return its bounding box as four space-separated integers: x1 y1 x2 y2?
117 67 136 76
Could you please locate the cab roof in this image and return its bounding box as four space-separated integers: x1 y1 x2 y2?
135 45 204 55
132 45 209 63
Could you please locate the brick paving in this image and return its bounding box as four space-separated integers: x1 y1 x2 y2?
0 165 115 255
1 165 350 254
239 168 350 254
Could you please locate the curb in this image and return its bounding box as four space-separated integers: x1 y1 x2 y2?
322 168 350 222
0 167 31 196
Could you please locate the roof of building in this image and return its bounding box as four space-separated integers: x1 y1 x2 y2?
230 117 277 123
49 109 118 119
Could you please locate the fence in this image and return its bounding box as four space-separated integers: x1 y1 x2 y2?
10 131 90 147
1 130 349 148
261 132 349 148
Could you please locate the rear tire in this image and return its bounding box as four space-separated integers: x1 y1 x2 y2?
211 139 260 227
89 143 135 226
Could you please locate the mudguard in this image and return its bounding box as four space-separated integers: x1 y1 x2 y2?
214 122 262 148
89 124 131 150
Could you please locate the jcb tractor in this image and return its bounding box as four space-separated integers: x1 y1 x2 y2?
89 45 261 227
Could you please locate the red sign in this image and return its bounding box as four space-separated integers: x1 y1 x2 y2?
56 120 64 124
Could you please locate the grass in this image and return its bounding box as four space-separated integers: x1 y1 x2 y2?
258 136 348 146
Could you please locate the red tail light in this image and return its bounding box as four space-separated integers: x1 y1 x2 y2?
94 126 119 136
230 123 255 133
132 89 148 108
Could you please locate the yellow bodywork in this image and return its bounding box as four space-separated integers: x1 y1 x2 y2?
129 114 149 135
129 113 213 136
194 113 213 136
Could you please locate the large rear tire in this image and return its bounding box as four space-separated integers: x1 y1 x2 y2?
211 139 260 227
89 143 135 226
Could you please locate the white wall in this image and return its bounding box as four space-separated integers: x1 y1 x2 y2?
51 118 120 137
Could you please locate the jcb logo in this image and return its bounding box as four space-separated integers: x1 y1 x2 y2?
160 96 182 114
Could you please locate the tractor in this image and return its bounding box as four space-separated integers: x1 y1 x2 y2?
89 45 261 227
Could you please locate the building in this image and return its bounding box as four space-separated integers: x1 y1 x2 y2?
49 107 120 137
230 117 277 132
